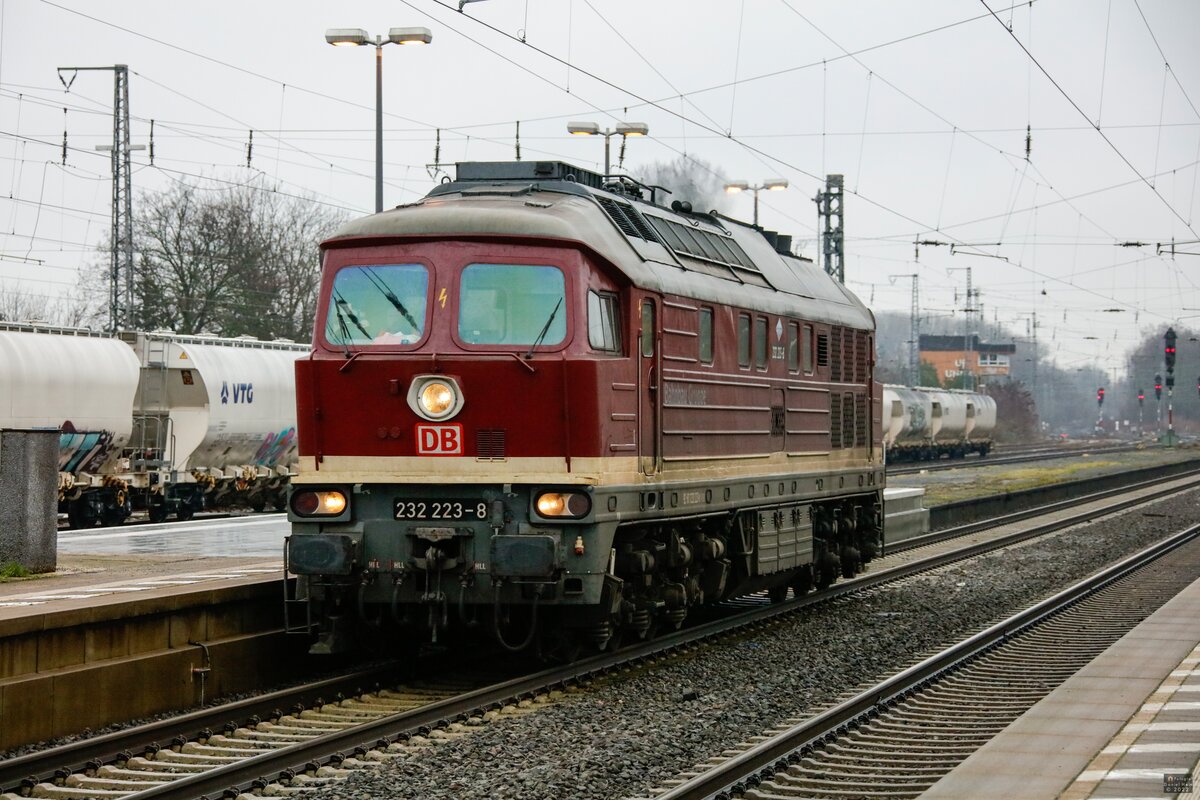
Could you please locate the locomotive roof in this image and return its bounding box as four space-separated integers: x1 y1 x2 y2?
325 161 874 331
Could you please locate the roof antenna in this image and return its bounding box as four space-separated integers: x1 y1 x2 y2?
459 0 489 10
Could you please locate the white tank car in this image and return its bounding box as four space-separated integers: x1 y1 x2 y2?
123 332 309 516
0 325 308 526
0 327 140 479
883 384 997 461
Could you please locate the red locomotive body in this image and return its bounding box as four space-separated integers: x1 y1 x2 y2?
286 161 883 654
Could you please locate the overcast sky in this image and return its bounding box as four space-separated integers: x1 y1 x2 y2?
2 0 1198 374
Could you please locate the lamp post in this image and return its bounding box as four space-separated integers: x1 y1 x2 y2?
566 121 649 175
326 26 432 213
723 179 788 226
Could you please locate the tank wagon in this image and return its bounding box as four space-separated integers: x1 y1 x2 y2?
285 160 885 655
881 384 997 461
0 324 308 526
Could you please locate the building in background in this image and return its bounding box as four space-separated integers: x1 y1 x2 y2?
919 334 1016 387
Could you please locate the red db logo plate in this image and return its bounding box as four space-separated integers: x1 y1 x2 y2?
416 424 463 455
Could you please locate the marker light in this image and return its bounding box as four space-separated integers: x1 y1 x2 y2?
535 491 591 519
292 490 349 517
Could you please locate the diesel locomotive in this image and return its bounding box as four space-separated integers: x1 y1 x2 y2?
285 161 884 655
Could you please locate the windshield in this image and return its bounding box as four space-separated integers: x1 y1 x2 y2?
459 264 566 346
324 264 428 347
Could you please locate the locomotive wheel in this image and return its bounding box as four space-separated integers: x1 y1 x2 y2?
840 546 861 579
177 505 195 522
816 551 840 589
859 537 878 564
790 565 813 597
767 584 789 604
537 628 583 664
100 506 127 527
148 503 169 524
250 499 267 513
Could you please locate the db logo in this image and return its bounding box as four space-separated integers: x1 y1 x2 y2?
416 424 463 456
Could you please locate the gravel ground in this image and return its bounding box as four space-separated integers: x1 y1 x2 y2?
307 489 1200 800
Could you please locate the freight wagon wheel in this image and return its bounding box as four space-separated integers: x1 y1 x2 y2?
177 505 195 522
250 499 267 513
148 504 168 524
66 499 97 529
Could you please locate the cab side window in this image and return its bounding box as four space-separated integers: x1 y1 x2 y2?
641 300 655 357
587 291 621 353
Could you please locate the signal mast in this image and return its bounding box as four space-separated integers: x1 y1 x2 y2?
1162 328 1178 446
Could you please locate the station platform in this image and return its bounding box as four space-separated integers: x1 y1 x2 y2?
0 530 294 751
921 573 1200 799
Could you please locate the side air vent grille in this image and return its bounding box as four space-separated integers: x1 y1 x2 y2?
645 217 774 289
816 334 829 367
596 196 661 243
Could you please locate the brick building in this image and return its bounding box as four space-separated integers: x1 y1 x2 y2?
919 334 1016 385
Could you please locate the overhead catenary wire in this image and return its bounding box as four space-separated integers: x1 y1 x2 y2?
979 0 1199 240
5 1 1196 345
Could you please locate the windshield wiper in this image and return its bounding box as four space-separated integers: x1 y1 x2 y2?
360 267 420 333
330 293 354 358
524 298 563 360
333 292 372 340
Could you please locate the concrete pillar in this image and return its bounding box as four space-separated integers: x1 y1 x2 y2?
0 429 58 573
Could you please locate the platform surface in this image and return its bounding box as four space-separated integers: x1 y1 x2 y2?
56 513 289 557
920 574 1200 799
0 516 289 612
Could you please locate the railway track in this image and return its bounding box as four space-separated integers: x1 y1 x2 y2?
886 441 1149 475
7 471 1199 800
647 523 1200 800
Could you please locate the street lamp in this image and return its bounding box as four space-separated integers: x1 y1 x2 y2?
325 26 433 213
724 179 788 226
566 121 649 175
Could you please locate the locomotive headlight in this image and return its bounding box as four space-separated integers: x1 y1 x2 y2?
292 489 349 517
420 381 455 416
534 491 592 519
407 375 464 421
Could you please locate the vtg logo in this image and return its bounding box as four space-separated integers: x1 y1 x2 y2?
416 424 463 455
220 381 255 404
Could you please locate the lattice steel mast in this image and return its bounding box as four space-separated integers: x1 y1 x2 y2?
59 64 136 332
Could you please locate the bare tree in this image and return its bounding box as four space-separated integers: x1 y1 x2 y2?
0 283 101 328
132 177 346 339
